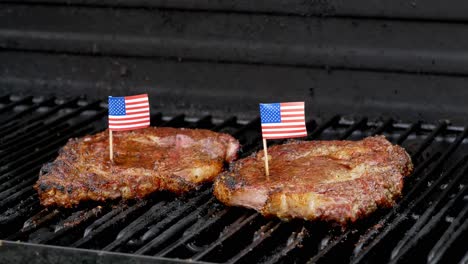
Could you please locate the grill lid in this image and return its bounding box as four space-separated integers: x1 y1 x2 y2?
0 95 467 264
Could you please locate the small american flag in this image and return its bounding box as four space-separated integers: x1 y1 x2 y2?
108 94 150 131
260 102 307 139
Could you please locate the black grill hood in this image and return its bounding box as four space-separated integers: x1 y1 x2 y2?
1 1 467 124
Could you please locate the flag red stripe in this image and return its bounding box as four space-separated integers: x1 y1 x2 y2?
124 94 148 100
110 124 150 131
109 114 150 121
262 130 306 134
280 114 305 118
262 129 307 134
125 102 149 107
281 108 304 112
262 129 307 132
261 125 306 129
109 116 150 124
121 109 150 114
263 134 307 139
125 101 149 105
280 102 304 107
109 120 150 126
276 119 305 123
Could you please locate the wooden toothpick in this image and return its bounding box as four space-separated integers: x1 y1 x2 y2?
109 129 114 162
262 138 269 178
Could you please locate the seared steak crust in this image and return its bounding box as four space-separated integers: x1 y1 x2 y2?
214 136 413 223
35 127 239 207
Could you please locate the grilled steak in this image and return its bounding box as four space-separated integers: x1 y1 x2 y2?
214 136 413 223
35 127 239 207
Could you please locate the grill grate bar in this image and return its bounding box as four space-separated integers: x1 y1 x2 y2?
30 206 105 245
149 112 163 126
137 190 212 246
101 200 168 252
396 121 421 145
0 98 80 139
351 128 468 263
7 209 61 241
0 100 101 149
0 186 35 210
391 182 468 263
0 175 37 199
104 189 211 252
390 155 468 261
227 221 282 264
55 206 105 234
0 122 100 174
339 117 368 140
0 194 39 226
0 106 105 161
156 208 230 257
0 109 105 195
371 118 394 136
0 96 33 115
0 97 56 128
259 226 307 264
458 251 468 264
0 147 64 185
191 212 259 261
307 115 340 140
135 197 216 255
307 232 349 263
189 115 213 129
0 142 95 207
305 120 318 135
212 116 237 132
233 117 260 138
0 124 99 187
82 204 129 238
71 200 149 248
411 121 448 159
160 114 186 128
3 109 105 160
427 203 468 264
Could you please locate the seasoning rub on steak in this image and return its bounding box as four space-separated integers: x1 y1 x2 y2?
214 136 413 223
35 127 239 207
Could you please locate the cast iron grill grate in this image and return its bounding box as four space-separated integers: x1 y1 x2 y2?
0 95 467 264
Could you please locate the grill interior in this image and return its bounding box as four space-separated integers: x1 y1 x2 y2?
0 94 467 264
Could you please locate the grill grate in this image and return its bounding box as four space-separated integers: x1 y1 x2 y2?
0 95 467 263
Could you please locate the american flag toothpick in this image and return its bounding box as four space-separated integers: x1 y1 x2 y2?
259 102 307 176
108 94 150 162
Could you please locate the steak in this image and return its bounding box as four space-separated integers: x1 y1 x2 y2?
214 136 413 223
35 127 239 207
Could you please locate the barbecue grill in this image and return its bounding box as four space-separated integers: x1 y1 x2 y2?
1 1 468 263
0 96 467 263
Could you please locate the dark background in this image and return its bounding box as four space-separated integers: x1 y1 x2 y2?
1 1 467 123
